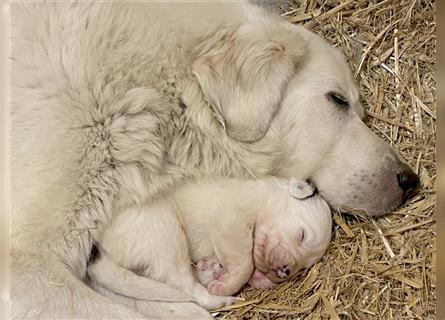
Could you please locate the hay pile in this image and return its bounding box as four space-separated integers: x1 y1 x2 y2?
214 1 436 319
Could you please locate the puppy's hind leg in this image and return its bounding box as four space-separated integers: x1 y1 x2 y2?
88 250 194 303
141 202 236 310
158 246 237 310
89 276 213 320
165 264 237 311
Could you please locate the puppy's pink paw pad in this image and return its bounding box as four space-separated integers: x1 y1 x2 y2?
207 281 225 295
249 269 275 289
196 259 224 280
207 274 233 296
196 259 211 271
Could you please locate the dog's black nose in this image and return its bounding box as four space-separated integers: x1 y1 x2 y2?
397 166 419 192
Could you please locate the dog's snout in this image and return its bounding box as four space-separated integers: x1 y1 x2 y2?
397 165 420 192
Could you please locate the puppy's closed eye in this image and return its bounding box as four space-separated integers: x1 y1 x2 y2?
297 229 305 244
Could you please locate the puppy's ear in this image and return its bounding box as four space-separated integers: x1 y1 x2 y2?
282 178 315 199
193 18 306 142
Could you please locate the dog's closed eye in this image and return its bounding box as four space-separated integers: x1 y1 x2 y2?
327 92 350 109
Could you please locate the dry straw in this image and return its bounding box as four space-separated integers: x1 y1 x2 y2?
215 0 436 319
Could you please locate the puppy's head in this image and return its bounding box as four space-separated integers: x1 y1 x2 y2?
253 180 332 284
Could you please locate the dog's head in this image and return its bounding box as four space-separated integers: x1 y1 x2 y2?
253 179 332 283
269 28 420 216
191 7 419 216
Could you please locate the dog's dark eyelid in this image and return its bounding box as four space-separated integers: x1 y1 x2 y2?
327 92 350 109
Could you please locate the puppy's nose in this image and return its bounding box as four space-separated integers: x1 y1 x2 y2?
276 265 290 279
397 164 419 192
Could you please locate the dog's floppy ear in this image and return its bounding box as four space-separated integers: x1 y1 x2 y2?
193 17 306 142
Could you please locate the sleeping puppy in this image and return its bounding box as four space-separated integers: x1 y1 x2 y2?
89 178 332 310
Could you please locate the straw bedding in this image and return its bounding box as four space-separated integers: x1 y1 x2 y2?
214 1 436 319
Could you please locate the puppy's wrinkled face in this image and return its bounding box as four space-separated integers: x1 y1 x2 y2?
253 192 331 284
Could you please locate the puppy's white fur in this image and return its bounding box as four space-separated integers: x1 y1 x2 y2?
89 178 331 309
11 2 415 318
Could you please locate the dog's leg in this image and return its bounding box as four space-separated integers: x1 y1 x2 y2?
11 249 149 319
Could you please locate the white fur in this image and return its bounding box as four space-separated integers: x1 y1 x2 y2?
11 1 415 318
89 178 331 309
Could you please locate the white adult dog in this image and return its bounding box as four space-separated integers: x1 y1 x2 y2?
88 178 331 310
11 1 419 319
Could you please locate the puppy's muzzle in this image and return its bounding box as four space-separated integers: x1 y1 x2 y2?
276 265 291 279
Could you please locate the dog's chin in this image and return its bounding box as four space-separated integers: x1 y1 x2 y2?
321 188 404 217
314 172 405 216
319 181 406 217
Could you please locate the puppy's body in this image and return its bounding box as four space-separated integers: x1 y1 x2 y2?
91 178 331 309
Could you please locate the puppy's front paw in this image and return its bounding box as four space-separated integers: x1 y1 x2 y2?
196 259 224 275
207 273 237 296
248 269 275 289
195 258 224 286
